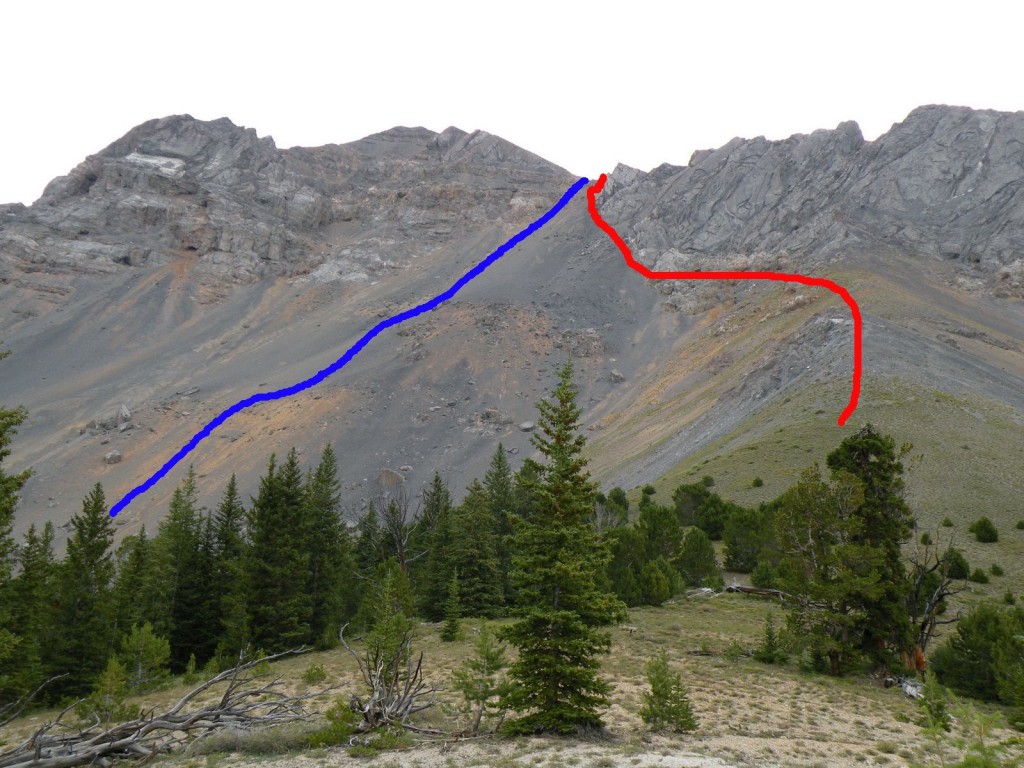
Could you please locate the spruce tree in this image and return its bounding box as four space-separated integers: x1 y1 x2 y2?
500 359 627 734
246 449 313 650
305 444 348 646
213 474 246 562
8 523 57 697
825 425 915 662
213 475 249 659
452 624 510 733
0 367 31 670
54 483 116 697
639 652 698 732
484 445 516 607
175 514 220 665
354 502 383 576
512 458 543 523
448 480 503 617
149 467 213 669
0 383 31 594
418 474 454 621
440 571 462 642
677 527 723 589
753 612 788 665
112 527 152 635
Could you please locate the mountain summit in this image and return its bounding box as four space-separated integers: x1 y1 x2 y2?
1 107 1021 545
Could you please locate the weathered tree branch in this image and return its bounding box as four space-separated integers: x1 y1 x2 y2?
0 675 67 729
0 648 323 768
338 624 436 730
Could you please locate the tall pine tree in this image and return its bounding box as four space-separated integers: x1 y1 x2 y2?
246 449 312 651
825 425 916 664
304 444 351 646
8 523 57 697
54 483 116 697
448 480 503 617
113 527 152 635
213 474 249 659
484 445 516 607
147 467 215 669
416 473 454 621
0 361 32 694
501 359 626 734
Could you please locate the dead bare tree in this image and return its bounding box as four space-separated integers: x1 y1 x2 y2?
0 675 67 730
0 649 324 768
907 532 966 655
338 624 437 732
377 491 426 574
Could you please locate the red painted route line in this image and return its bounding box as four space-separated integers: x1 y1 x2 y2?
586 173 862 427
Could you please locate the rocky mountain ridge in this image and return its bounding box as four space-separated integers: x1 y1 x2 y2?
1 106 1022 541
600 105 1024 312
2 115 571 315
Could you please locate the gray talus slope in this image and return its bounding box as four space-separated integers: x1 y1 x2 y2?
1 106 1022 545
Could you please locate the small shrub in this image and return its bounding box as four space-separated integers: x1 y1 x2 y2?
355 726 412 754
701 475 715 488
920 532 933 546
750 559 779 589
76 657 140 724
314 628 338 651
969 568 990 584
452 624 510 733
1004 591 1016 606
344 727 413 757
639 653 697 732
302 663 328 685
308 698 361 747
440 572 462 642
724 641 748 662
990 564 1004 577
751 477 764 488
117 622 170 693
942 517 954 527
251 648 272 676
945 548 970 580
752 613 788 665
969 516 999 543
1016 520 1024 530
798 647 828 675
917 669 952 732
182 653 201 686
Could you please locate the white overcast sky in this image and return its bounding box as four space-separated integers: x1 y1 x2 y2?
2 0 1020 204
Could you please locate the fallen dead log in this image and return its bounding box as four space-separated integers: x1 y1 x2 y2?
0 648 325 768
884 676 924 699
725 584 787 600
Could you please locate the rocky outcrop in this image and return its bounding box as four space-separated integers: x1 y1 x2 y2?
599 105 1024 302
0 115 575 309
3 106 1023 539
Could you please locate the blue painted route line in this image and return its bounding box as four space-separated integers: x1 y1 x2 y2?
109 177 590 517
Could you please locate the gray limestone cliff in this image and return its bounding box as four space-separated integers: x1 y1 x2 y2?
598 105 1024 302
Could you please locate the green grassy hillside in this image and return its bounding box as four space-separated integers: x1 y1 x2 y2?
642 374 1024 601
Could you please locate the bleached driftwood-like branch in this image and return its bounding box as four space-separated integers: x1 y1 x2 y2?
338 624 437 732
0 648 322 768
